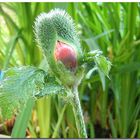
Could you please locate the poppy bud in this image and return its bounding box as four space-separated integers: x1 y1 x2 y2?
35 9 84 86
54 41 77 71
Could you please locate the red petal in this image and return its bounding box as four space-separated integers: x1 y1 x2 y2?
54 41 77 70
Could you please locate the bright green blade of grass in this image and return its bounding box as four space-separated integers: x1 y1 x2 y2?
11 98 35 138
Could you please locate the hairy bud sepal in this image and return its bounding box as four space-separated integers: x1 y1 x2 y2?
35 9 84 86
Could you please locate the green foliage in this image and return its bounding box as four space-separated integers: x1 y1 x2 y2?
0 66 63 119
0 66 44 118
78 2 140 138
35 75 65 98
0 6 111 138
0 2 140 139
11 98 35 138
94 55 111 78
84 50 111 78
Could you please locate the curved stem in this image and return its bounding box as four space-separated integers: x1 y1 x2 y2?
71 85 87 138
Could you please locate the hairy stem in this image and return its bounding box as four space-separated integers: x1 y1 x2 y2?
71 85 87 138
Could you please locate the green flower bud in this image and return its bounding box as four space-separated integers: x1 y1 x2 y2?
35 9 84 86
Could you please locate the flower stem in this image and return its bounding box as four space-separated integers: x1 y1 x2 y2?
71 85 87 138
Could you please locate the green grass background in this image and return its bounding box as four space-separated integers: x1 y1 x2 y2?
0 2 140 138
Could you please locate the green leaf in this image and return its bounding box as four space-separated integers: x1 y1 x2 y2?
84 50 112 78
0 66 46 119
98 69 106 91
85 67 98 80
94 55 112 78
0 66 64 119
35 75 65 98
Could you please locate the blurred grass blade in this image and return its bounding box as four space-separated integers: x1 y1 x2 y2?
130 120 138 138
11 98 35 138
52 104 67 138
109 112 117 138
0 6 18 33
3 31 21 69
36 97 51 138
138 120 140 138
